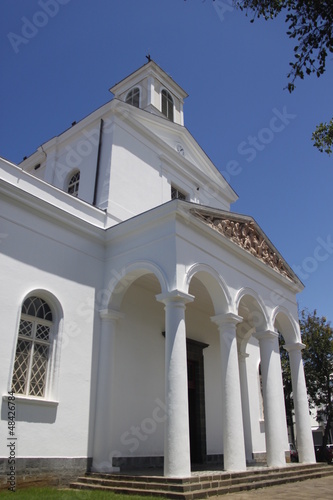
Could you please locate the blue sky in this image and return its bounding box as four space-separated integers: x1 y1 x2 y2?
1 0 332 321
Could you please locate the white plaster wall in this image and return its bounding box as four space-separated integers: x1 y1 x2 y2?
244 338 266 453
48 123 101 205
107 124 165 221
0 196 103 459
111 281 166 458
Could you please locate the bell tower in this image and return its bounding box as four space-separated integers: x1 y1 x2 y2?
109 59 188 125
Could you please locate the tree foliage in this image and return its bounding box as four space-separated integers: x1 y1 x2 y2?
312 119 333 155
279 333 295 444
235 1 333 92
187 1 333 153
300 309 333 446
234 1 333 155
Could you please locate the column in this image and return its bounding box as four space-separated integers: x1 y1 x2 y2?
211 313 247 471
156 290 194 478
284 343 316 463
147 76 154 107
238 352 253 463
180 100 184 126
92 309 123 472
256 330 288 467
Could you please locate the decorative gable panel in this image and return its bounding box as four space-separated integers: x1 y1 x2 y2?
192 209 295 282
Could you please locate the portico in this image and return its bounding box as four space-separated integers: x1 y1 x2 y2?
91 199 315 476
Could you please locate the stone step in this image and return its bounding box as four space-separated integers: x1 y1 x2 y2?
70 464 333 499
86 462 327 484
86 463 330 486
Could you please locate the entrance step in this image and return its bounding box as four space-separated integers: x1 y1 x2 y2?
70 463 333 499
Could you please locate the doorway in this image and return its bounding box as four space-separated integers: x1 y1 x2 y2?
187 338 208 465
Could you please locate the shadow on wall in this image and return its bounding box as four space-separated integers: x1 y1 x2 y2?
1 397 57 424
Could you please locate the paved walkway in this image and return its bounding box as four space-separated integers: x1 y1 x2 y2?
211 475 333 500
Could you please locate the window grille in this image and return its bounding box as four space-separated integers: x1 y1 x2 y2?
68 170 80 197
171 186 186 201
12 296 53 397
161 89 174 121
126 87 140 108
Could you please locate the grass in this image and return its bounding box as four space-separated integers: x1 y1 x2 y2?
0 486 162 500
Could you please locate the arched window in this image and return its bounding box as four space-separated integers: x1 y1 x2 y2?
67 170 80 197
126 87 140 108
161 89 174 121
171 185 186 201
11 296 54 397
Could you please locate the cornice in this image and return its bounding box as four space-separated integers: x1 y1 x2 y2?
19 100 116 166
0 173 106 242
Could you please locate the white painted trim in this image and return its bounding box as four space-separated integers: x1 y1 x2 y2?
3 394 59 407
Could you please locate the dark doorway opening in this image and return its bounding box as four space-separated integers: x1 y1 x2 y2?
187 338 208 465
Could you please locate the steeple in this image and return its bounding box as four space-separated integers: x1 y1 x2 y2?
109 59 188 125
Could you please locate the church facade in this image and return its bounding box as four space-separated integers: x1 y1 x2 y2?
0 61 315 486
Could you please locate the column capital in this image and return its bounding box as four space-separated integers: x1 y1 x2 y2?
211 312 243 328
156 290 194 306
99 309 124 321
284 342 306 353
255 329 279 342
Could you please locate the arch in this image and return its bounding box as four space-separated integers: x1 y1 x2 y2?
106 260 169 311
235 287 270 333
272 306 300 344
11 289 63 399
20 288 64 330
67 169 80 197
185 263 231 315
125 87 140 108
161 88 174 121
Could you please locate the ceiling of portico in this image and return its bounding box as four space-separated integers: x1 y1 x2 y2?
133 274 214 315
187 276 215 315
133 273 161 294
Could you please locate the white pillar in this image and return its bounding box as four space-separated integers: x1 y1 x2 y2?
238 352 253 463
156 290 193 478
284 343 316 463
92 309 123 472
147 76 154 107
180 100 184 126
256 330 288 467
211 313 247 471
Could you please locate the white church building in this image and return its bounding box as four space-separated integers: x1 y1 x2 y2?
0 60 316 486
